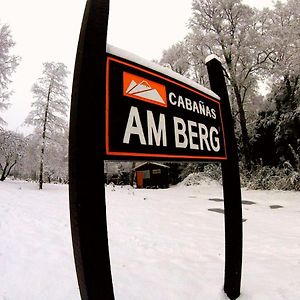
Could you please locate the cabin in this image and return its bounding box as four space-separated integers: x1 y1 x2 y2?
134 162 170 189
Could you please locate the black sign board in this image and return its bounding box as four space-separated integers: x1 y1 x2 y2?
106 51 227 160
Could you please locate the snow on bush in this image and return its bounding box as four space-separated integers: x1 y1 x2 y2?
179 172 221 187
247 164 300 191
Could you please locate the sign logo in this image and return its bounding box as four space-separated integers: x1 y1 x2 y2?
123 72 167 107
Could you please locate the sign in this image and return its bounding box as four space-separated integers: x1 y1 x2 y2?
69 1 242 299
106 48 227 161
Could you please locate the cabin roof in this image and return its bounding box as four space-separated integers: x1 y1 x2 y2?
133 162 170 170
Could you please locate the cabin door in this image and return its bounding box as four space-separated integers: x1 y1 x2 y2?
136 171 144 188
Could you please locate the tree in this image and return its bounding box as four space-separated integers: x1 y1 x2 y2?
0 23 20 125
25 62 69 189
262 0 300 116
0 129 26 181
187 0 274 169
250 0 300 170
160 41 190 75
43 129 69 183
251 75 300 170
265 0 300 82
13 133 40 181
159 36 211 87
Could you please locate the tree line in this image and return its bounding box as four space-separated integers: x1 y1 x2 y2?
159 0 300 189
1 0 299 190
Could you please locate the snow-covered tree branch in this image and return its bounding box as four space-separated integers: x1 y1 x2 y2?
0 129 26 181
0 22 20 125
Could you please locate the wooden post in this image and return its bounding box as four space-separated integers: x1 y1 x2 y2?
206 55 243 300
69 0 115 299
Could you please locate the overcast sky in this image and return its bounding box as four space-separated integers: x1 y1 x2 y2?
0 0 275 134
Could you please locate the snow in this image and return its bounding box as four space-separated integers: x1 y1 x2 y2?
205 54 222 64
1 178 300 299
0 180 80 300
107 44 220 101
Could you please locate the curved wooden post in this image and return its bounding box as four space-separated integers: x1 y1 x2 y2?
69 0 115 299
206 55 243 300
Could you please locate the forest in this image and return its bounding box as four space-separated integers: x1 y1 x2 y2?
0 0 299 190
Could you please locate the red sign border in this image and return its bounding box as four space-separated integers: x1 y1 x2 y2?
106 55 228 160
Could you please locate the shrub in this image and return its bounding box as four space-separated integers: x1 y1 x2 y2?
246 163 300 191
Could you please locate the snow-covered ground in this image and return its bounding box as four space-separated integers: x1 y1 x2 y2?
1 178 300 299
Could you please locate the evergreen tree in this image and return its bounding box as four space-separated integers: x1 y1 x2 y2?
25 62 69 189
251 75 300 169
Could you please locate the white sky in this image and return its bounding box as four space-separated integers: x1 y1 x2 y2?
0 0 275 134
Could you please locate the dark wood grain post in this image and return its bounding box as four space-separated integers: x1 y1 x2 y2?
69 0 115 299
206 55 243 300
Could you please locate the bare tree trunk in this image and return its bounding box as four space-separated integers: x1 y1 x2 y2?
0 161 17 181
232 83 252 171
130 161 136 186
39 139 45 189
0 163 8 181
39 82 52 190
225 55 251 171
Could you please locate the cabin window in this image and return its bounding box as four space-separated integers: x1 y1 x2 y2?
152 169 161 174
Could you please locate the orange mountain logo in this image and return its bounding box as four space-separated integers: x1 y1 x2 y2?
123 72 167 107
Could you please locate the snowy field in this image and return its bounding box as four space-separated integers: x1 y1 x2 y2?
1 179 300 299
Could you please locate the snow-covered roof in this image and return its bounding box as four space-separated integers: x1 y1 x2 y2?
133 162 170 170
106 44 220 100
204 54 222 64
